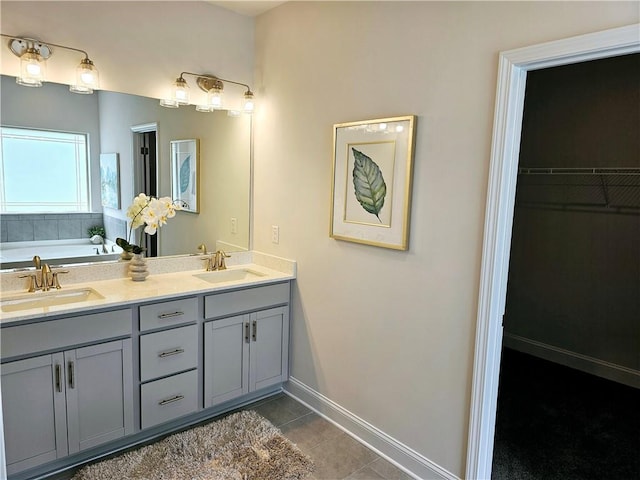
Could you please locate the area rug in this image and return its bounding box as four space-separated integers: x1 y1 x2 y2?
72 410 314 480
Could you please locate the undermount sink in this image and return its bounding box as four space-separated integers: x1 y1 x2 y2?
0 288 105 313
193 268 266 285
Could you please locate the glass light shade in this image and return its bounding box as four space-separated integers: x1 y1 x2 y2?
207 87 224 110
159 99 179 108
172 77 190 105
243 91 255 114
70 58 99 94
17 49 45 87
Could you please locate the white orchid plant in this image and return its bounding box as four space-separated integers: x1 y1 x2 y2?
116 193 182 254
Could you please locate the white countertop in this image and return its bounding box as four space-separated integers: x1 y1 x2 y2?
0 252 295 325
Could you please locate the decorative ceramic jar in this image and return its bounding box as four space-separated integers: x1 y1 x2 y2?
129 253 149 281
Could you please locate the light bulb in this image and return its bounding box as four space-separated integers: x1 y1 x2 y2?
172 77 190 105
71 58 100 94
207 87 224 110
17 48 45 87
243 91 255 114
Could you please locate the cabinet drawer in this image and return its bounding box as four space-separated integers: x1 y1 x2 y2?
140 325 198 382
141 370 198 429
1 309 132 360
139 297 198 332
204 283 290 319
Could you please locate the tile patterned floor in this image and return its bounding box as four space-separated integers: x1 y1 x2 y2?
45 392 413 480
249 393 414 480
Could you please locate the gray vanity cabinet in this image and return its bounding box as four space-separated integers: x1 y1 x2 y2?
64 339 134 453
139 297 199 429
1 309 134 476
204 307 288 407
1 353 67 475
1 339 133 475
203 283 290 408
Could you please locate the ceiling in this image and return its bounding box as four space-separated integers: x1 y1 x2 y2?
206 1 286 16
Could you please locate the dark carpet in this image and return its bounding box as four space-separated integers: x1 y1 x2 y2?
492 348 640 480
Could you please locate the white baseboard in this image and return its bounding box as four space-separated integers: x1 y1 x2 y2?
284 377 460 480
503 334 640 389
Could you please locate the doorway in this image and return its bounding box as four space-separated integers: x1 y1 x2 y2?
131 124 158 257
465 25 640 480
491 53 639 479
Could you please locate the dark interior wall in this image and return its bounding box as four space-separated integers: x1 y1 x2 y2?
504 54 640 375
519 53 639 168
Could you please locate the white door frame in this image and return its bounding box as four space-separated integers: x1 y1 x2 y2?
466 24 640 480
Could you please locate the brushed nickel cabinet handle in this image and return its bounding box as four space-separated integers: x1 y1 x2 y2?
68 361 75 389
158 348 185 358
252 320 257 342
158 311 184 319
55 364 62 392
245 322 250 343
158 394 184 406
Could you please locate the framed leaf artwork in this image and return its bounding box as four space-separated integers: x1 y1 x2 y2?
170 139 199 213
330 116 416 250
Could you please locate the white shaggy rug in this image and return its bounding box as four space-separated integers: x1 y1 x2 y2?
72 410 314 480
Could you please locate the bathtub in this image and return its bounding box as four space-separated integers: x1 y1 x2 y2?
0 239 124 270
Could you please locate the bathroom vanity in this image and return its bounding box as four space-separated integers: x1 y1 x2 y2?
0 253 295 479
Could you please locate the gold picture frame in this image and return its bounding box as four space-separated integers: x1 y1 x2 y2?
170 139 200 213
330 115 416 250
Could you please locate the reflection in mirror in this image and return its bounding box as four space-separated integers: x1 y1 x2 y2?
0 74 251 270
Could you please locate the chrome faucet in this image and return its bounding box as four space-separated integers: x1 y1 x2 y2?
91 235 108 253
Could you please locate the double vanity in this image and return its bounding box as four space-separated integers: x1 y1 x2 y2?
0 252 295 480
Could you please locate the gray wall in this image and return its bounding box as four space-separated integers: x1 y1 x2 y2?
1 76 104 243
0 75 102 211
97 91 251 255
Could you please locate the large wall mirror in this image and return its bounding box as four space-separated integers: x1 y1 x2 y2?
0 74 251 269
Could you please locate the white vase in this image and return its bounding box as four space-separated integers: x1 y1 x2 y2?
129 253 149 281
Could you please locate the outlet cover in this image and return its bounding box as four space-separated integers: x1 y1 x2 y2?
271 225 279 244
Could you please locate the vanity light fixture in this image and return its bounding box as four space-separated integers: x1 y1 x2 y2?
2 33 100 93
161 72 255 114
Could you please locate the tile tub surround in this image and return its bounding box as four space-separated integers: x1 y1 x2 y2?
0 251 296 323
0 213 105 243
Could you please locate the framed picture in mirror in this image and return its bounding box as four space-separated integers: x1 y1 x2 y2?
171 139 200 213
99 152 121 209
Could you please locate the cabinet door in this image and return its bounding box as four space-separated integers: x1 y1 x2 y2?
65 339 134 454
204 315 249 407
250 307 288 392
1 353 68 475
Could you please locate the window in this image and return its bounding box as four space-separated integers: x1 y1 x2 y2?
0 127 90 213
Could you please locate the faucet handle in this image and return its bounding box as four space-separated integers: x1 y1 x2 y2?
217 250 230 270
19 274 38 293
33 255 41 269
51 270 69 289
